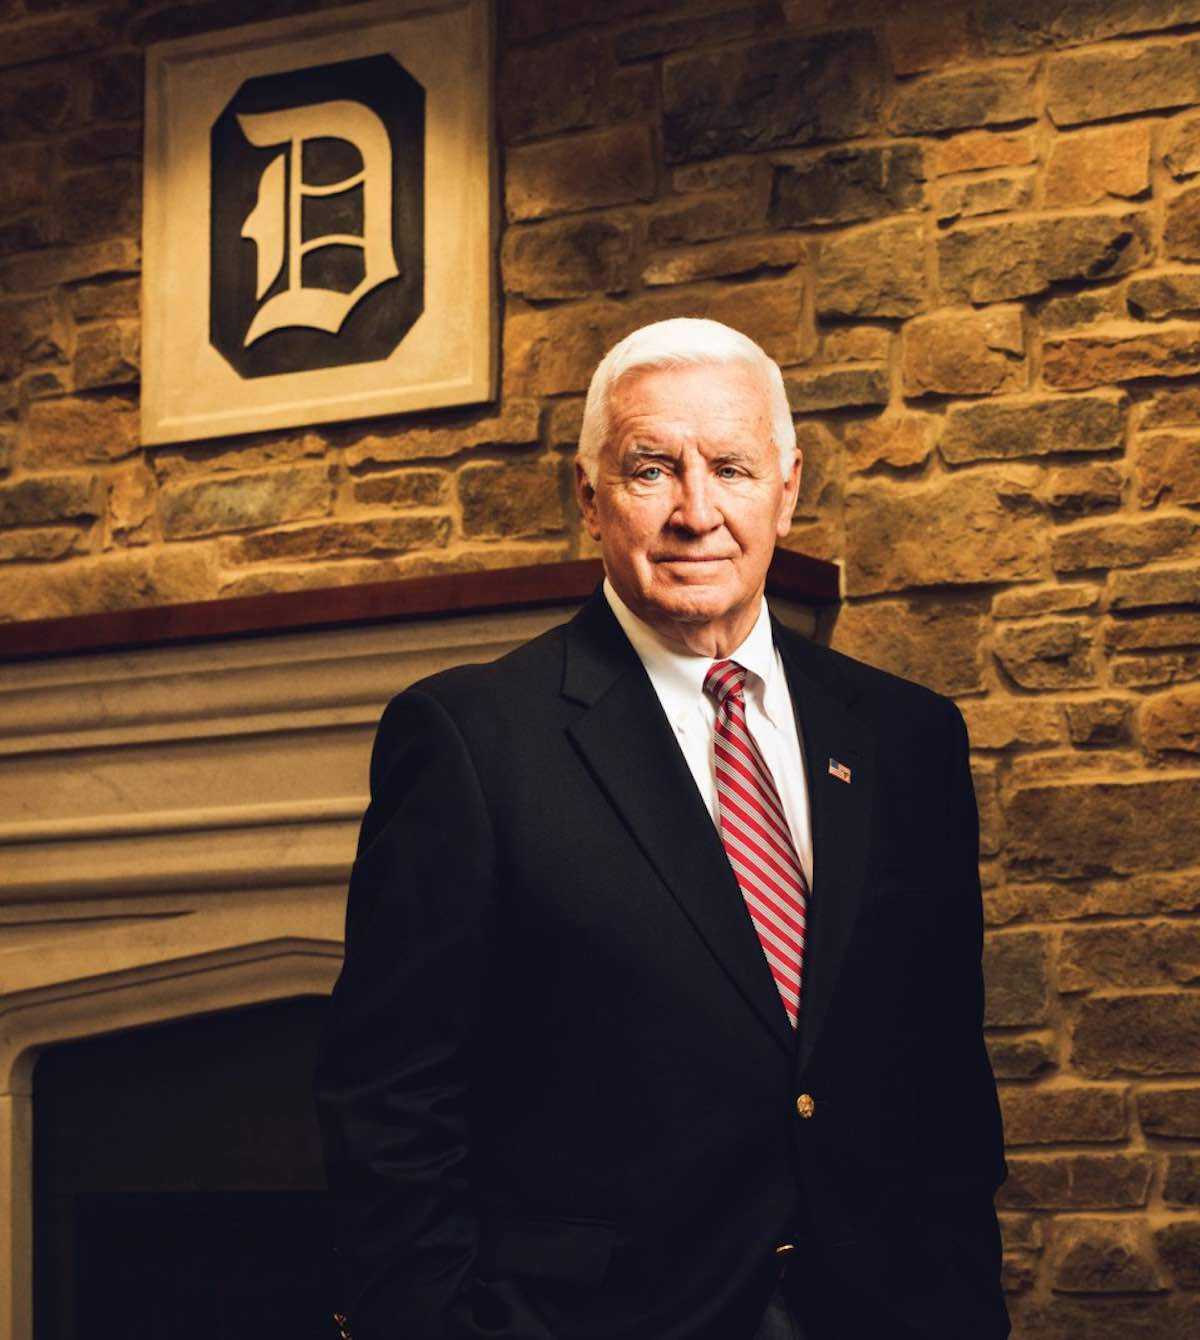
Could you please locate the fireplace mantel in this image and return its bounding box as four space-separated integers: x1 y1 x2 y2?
0 556 837 1339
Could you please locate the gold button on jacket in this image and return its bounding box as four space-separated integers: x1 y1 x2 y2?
795 1092 815 1119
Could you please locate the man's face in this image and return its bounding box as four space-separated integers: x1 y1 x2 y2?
576 360 801 655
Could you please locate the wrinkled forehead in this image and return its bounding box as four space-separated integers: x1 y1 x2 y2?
610 355 771 399
604 361 776 457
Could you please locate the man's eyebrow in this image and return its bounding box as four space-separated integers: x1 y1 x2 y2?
707 447 764 471
622 444 677 463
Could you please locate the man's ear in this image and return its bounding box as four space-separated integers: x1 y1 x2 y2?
776 448 802 538
575 459 603 541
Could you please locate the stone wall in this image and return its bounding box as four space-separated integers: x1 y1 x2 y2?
2 0 1200 1331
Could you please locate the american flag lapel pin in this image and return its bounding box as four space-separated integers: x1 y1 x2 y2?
828 757 852 784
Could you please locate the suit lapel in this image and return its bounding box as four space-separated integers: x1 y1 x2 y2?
775 624 875 1073
563 594 796 1056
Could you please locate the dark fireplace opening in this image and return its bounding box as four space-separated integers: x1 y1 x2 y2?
33 996 335 1340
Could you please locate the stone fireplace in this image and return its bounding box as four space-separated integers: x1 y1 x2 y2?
0 558 834 1339
32 996 332 1340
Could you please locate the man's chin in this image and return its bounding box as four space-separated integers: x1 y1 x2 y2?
644 584 736 625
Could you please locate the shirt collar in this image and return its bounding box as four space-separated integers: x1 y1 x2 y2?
602 579 782 723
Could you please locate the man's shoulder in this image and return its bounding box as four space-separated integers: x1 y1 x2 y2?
399 614 572 716
775 620 961 734
365 617 575 778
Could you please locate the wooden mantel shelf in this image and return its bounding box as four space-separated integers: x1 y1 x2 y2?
1 550 839 663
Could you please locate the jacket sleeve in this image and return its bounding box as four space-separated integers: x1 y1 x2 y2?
926 699 1007 1188
919 699 1009 1329
313 688 554 1340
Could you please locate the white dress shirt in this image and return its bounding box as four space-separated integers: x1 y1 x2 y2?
603 579 814 891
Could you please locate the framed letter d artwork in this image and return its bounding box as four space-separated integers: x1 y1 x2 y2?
142 0 495 445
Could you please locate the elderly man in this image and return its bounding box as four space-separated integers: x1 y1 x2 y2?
315 319 1009 1340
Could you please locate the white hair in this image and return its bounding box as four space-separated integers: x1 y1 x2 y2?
576 317 796 483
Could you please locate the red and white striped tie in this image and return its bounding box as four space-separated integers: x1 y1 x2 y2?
704 659 808 1028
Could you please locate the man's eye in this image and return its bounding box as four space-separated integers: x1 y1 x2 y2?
716 466 740 479
638 466 664 481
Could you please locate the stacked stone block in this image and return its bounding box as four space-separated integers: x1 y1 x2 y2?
2 0 1200 1331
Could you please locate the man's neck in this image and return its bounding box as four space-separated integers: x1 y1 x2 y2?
603 580 767 661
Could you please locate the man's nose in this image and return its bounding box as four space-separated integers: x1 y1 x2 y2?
670 473 722 533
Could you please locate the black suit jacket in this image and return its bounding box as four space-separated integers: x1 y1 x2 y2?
315 591 1009 1340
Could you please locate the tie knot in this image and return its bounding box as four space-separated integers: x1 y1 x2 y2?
704 659 747 708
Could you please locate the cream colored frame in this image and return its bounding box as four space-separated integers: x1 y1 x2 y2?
141 0 495 445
